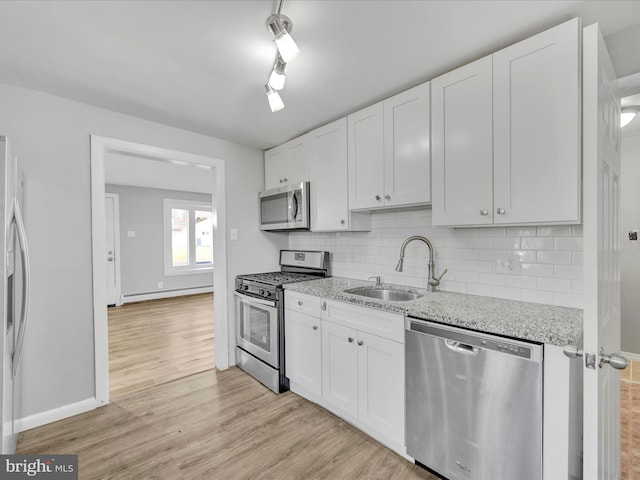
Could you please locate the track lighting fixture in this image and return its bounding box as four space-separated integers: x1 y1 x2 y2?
268 57 286 91
264 0 299 112
265 84 284 112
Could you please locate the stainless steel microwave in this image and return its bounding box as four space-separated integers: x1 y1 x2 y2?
259 181 310 231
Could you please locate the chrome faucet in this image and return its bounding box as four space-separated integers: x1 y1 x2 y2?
395 235 447 291
368 275 382 286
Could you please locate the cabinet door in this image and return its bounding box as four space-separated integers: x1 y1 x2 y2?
285 309 322 397
309 118 350 231
322 321 358 418
357 331 405 445
264 145 287 190
493 18 580 225
432 56 494 226
348 102 385 210
286 136 310 187
383 82 431 207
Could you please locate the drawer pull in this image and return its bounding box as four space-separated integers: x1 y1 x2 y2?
312 325 318 331
348 337 354 343
297 301 303 306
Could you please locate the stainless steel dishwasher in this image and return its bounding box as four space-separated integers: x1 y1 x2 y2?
406 317 543 480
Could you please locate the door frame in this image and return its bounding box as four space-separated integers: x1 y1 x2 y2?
90 136 229 406
104 193 122 307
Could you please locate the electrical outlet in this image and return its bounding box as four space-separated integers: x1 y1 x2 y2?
157 282 164 289
496 254 521 275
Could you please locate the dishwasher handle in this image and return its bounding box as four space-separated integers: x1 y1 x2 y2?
445 339 480 356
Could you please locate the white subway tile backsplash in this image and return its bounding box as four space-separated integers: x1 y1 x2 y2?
537 250 572 265
537 277 572 293
521 237 555 250
537 226 572 237
554 237 583 251
290 210 583 308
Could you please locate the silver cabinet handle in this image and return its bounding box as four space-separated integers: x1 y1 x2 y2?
321 301 326 311
375 195 381 201
348 337 354 343
384 194 390 200
297 300 303 306
599 348 628 370
279 178 284 183
480 209 489 216
497 208 506 215
357 340 364 346
340 219 345 225
312 325 318 331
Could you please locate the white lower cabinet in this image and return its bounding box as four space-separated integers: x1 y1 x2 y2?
285 292 322 397
285 294 406 452
321 300 405 447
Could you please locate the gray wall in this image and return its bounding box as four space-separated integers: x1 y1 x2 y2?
0 83 288 421
621 134 640 354
105 184 213 297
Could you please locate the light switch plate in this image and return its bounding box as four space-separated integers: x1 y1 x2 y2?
230 228 238 241
127 230 136 238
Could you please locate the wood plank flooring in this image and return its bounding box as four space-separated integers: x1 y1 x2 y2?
108 293 215 400
17 368 437 480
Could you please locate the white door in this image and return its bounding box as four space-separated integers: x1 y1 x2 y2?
582 23 625 479
104 194 121 307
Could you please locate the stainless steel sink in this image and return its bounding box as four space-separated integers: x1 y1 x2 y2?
344 287 423 302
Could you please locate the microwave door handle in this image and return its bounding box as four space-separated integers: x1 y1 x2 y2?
290 191 299 222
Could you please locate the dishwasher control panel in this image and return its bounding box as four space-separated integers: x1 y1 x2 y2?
407 317 542 362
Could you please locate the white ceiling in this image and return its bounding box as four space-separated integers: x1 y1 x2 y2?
1 1 639 150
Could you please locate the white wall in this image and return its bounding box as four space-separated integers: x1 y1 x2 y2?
290 209 584 308
105 184 213 297
621 133 640 354
0 83 288 421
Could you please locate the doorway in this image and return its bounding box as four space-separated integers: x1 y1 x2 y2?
104 193 122 306
90 136 229 406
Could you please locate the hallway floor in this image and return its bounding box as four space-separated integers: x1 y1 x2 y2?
108 293 215 400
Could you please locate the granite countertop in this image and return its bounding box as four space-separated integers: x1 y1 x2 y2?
284 277 583 347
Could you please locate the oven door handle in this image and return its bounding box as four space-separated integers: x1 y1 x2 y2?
234 291 277 308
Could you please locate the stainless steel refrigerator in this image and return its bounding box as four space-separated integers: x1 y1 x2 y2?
0 136 30 454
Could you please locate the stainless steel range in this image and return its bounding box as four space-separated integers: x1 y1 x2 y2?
235 250 329 393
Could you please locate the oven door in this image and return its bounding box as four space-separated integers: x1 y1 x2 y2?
234 291 279 368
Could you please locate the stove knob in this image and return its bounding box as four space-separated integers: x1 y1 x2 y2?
243 285 249 291
259 289 265 296
265 291 271 297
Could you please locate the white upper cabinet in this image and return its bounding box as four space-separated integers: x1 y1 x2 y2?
432 57 494 226
309 118 371 232
264 135 309 190
348 82 431 210
383 83 431 207
492 18 580 225
432 18 580 227
348 103 385 209
309 119 350 231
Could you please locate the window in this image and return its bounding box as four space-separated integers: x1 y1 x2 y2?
163 199 213 275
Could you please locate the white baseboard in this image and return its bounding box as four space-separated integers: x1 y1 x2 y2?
622 351 640 362
18 397 101 433
123 286 213 304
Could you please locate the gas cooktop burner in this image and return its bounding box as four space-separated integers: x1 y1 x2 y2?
237 271 319 286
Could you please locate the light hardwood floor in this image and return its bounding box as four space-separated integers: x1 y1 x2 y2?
108 293 215 400
621 360 640 479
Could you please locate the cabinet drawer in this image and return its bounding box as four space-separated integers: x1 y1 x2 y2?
321 300 404 343
285 291 322 317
